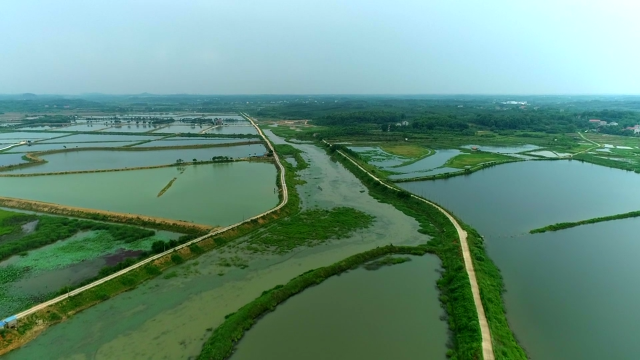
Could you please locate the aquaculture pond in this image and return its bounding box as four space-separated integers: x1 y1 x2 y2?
101 125 159 133
133 137 256 148
40 133 159 143
232 255 447 360
154 125 209 134
6 142 135 153
0 230 179 316
0 162 278 226
59 124 109 132
348 146 407 167
2 144 267 174
0 132 69 140
0 154 27 167
388 149 462 180
206 125 258 135
4 139 440 359
399 160 640 360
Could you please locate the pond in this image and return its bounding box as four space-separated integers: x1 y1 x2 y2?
133 137 256 148
0 230 179 316
231 255 447 360
0 132 70 140
60 124 110 132
388 149 461 179
101 125 159 133
205 125 258 135
6 142 135 153
399 160 640 360
0 162 279 226
40 134 159 143
0 154 27 167
2 144 267 173
348 146 407 167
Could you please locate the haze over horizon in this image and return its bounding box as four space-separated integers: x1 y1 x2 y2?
2 0 638 95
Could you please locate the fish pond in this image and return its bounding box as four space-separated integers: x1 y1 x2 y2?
6 142 136 153
0 162 278 226
2 144 267 174
231 255 447 360
0 154 27 167
399 160 640 360
133 137 256 148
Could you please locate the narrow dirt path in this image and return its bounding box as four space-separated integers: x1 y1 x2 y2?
331 144 495 360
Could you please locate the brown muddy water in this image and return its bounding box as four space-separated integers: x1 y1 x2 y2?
4 136 445 359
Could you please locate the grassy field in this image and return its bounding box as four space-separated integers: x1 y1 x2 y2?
379 143 431 158
445 152 517 169
245 207 375 254
582 133 640 148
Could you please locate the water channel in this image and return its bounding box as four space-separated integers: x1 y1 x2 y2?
399 160 640 360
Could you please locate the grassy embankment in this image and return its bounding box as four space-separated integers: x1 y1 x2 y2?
530 210 640 233
0 197 211 235
157 178 178 197
197 245 431 360
0 143 306 355
328 144 526 360
445 152 518 168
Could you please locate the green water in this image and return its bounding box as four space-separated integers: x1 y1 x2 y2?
3 144 266 173
7 142 135 153
0 162 278 226
2 138 442 359
231 256 447 360
133 137 254 148
400 160 640 360
40 134 158 142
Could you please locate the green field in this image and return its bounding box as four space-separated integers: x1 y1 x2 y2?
445 152 517 169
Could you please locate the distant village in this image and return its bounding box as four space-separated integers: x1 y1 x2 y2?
588 118 640 134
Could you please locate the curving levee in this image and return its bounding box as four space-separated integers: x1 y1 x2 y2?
326 140 495 360
10 113 288 322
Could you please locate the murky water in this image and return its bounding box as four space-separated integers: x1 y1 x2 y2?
0 132 69 140
40 134 159 143
232 256 447 360
101 125 159 133
3 145 267 174
0 162 278 226
399 160 640 360
3 135 442 359
59 124 110 132
133 138 254 148
0 154 27 167
460 144 539 153
205 126 258 135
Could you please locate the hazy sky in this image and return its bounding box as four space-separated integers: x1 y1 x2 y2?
1 1 638 94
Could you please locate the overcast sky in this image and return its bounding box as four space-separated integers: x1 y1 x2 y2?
1 0 638 95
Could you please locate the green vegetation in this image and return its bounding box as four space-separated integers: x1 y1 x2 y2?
530 210 640 234
157 177 177 197
362 256 411 270
198 244 430 360
379 143 430 158
328 145 526 360
0 213 154 262
246 207 375 254
445 152 517 169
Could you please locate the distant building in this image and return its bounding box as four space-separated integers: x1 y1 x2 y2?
1 315 17 329
608 122 619 126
